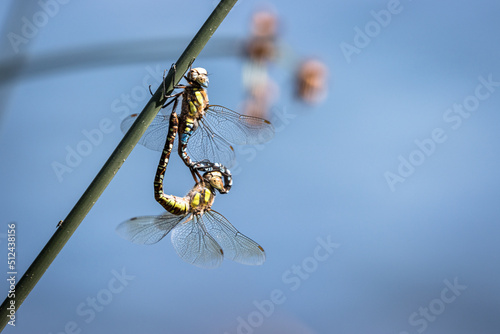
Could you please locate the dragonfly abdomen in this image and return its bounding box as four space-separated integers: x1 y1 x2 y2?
153 111 190 216
158 195 190 216
178 118 197 167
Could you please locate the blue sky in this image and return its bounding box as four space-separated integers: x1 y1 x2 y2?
1 1 500 333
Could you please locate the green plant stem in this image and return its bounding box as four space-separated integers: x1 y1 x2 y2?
0 0 238 330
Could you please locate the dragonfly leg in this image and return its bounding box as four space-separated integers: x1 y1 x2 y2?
183 58 196 82
160 93 182 110
190 162 208 188
149 66 183 108
149 68 171 97
163 67 171 98
190 168 203 185
163 64 185 98
156 65 182 105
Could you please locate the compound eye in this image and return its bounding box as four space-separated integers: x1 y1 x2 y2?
187 68 207 85
209 175 225 191
187 69 196 81
193 67 208 76
198 76 209 88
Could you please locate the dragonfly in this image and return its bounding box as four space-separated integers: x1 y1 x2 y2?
117 110 265 268
120 66 275 180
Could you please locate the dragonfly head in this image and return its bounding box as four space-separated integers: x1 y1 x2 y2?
203 170 232 194
187 67 209 88
204 171 225 193
194 160 232 194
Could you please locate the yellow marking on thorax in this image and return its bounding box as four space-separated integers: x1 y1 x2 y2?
186 88 208 117
189 101 198 115
191 193 201 208
194 91 205 106
188 187 215 213
204 189 212 204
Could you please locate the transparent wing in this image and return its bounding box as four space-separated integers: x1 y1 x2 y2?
203 210 266 266
120 103 274 167
120 113 171 152
204 105 275 145
186 122 236 167
171 215 224 269
116 212 186 245
120 94 183 152
121 110 236 167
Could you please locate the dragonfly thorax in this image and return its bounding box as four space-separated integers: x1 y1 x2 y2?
187 184 215 215
182 86 209 119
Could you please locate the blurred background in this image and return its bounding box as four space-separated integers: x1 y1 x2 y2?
1 1 500 333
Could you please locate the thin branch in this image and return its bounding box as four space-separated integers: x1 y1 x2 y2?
0 0 238 330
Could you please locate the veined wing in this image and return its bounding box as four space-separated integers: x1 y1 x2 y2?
121 110 236 167
204 105 275 145
116 212 186 245
186 123 236 168
171 215 224 269
203 210 266 265
120 113 171 152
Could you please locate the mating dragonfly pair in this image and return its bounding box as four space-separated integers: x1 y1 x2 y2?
117 66 274 268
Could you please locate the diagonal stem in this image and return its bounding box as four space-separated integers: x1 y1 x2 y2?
0 0 238 330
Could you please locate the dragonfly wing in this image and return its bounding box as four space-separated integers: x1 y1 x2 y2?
119 95 193 154
171 215 224 268
116 212 186 245
203 210 266 265
205 105 275 145
187 122 236 167
120 113 171 152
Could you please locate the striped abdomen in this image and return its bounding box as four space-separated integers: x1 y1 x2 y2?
154 111 189 215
